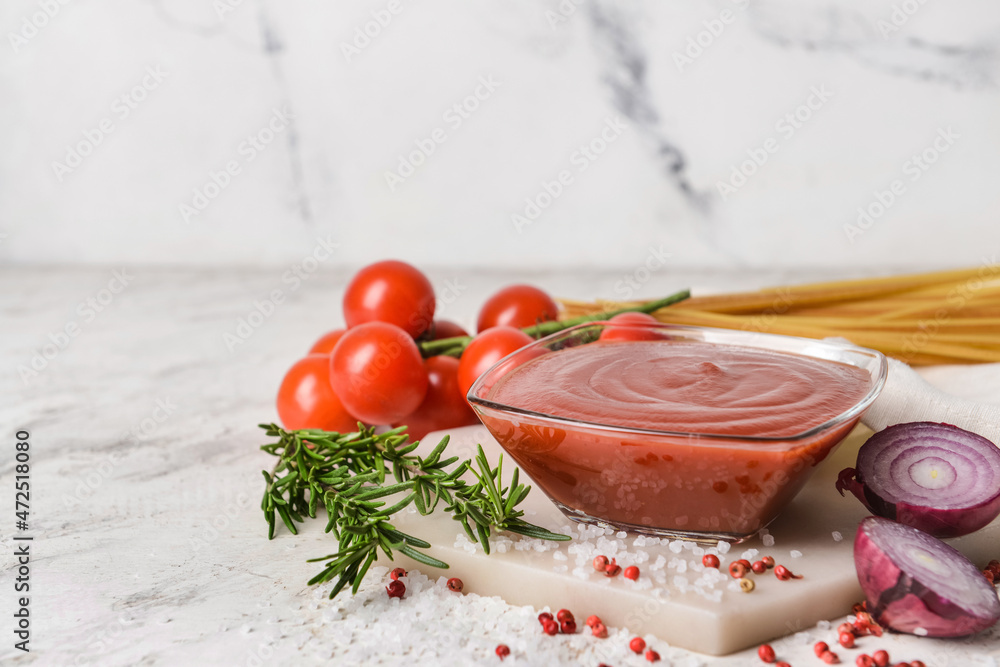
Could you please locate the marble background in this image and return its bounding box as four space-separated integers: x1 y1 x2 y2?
2 0 1000 271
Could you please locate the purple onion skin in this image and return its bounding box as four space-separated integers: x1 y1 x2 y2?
837 422 1000 538
855 517 1000 637
838 466 1000 538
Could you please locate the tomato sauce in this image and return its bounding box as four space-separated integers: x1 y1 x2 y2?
480 340 871 539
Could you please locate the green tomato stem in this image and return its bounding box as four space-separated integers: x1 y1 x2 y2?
417 289 690 359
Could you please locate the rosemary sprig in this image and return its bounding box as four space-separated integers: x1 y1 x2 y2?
259 423 570 598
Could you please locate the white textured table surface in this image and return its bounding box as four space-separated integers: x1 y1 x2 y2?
2 267 999 666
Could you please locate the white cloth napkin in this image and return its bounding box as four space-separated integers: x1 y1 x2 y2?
862 357 1000 443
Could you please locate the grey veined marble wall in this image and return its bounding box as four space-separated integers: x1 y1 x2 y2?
2 0 998 270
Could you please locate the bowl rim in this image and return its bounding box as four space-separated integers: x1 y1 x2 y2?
467 322 888 443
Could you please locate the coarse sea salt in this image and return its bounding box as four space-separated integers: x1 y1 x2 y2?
832 531 843 542
790 549 803 558
762 534 775 547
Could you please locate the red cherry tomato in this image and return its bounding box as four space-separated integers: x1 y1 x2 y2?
476 284 558 332
343 260 436 338
430 320 469 340
599 312 664 342
277 355 358 432
457 326 534 400
308 328 346 355
393 356 479 440
330 322 429 424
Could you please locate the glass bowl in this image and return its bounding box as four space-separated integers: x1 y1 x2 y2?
468 322 888 543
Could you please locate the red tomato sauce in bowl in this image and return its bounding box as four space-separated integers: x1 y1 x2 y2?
469 325 886 542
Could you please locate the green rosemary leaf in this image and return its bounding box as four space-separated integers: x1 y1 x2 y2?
353 550 378 595
421 435 450 467
354 481 412 501
503 520 573 541
476 522 492 555
399 544 449 569
369 493 416 518
275 504 298 535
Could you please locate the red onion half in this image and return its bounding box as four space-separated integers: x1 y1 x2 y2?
855 516 1000 637
837 422 1000 538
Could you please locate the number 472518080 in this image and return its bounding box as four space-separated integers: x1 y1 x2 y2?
15 430 29 529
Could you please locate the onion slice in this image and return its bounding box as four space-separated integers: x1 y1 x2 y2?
837 422 1000 538
855 516 1000 637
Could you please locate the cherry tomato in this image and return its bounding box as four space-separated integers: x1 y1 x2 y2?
393 356 479 440
599 312 664 342
308 328 346 355
277 355 358 432
429 320 469 340
343 260 436 338
477 284 558 332
330 322 429 424
457 326 534 400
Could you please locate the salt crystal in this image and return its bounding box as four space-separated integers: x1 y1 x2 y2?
832 531 843 542
553 551 567 561
676 560 687 573
790 549 803 558
740 548 759 561
816 620 831 630
914 626 928 636
762 534 775 547
553 565 568 573
652 555 666 570
633 535 647 547
692 546 704 556
669 541 683 553
716 541 731 554
616 531 627 539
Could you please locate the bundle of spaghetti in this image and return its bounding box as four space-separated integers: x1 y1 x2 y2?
559 266 1000 365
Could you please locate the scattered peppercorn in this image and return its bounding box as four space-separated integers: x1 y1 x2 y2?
624 565 640 581
837 622 854 636
702 554 720 568
739 578 756 593
556 609 574 623
751 560 767 574
910 661 926 667
775 663 791 667
538 612 554 625
629 637 646 653
605 558 622 577
872 650 889 667
447 577 463 593
385 580 405 599
585 614 602 628
814 641 830 657
761 555 775 569
645 648 661 662
757 643 776 663
560 620 577 634
593 555 610 572
856 656 874 667
495 644 510 661
389 567 407 580
592 622 608 638
541 619 559 636
774 565 802 580
821 650 840 664
729 561 749 578
838 631 855 649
